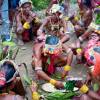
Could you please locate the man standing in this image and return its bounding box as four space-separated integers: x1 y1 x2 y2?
0 0 3 25
8 0 20 26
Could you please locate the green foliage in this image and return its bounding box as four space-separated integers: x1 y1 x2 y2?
46 91 78 100
70 0 77 4
95 13 100 25
32 0 77 10
32 0 50 10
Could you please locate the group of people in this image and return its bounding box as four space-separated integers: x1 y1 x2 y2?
0 0 100 100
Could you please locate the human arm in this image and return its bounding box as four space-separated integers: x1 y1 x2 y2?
60 19 70 43
46 0 54 15
16 13 24 34
33 42 64 88
37 17 49 36
61 44 73 79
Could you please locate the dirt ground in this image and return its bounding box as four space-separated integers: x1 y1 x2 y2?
14 32 88 100
15 4 88 99
0 3 88 99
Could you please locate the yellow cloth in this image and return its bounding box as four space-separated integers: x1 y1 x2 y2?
32 92 40 100
80 84 89 93
23 22 30 29
64 65 71 71
49 79 57 85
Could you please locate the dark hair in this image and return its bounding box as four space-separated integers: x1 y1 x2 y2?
0 61 16 89
83 0 92 8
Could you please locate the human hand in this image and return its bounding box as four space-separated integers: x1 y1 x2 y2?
85 72 92 85
75 81 83 88
37 33 46 42
55 81 64 89
37 29 43 36
17 26 23 34
61 65 71 79
61 71 68 80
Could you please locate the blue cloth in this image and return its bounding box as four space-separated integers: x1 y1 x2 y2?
94 46 100 54
46 36 59 45
0 0 9 35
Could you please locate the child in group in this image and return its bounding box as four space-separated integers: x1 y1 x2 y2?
16 0 41 45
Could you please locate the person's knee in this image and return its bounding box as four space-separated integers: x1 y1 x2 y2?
35 68 42 76
66 34 70 40
74 25 85 36
75 25 82 31
81 94 91 100
31 60 35 68
34 44 42 53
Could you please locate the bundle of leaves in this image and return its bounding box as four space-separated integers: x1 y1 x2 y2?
46 91 78 100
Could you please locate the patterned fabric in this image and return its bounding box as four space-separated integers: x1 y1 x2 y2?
84 41 100 65
0 72 6 86
92 51 100 77
43 35 62 55
43 36 62 74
